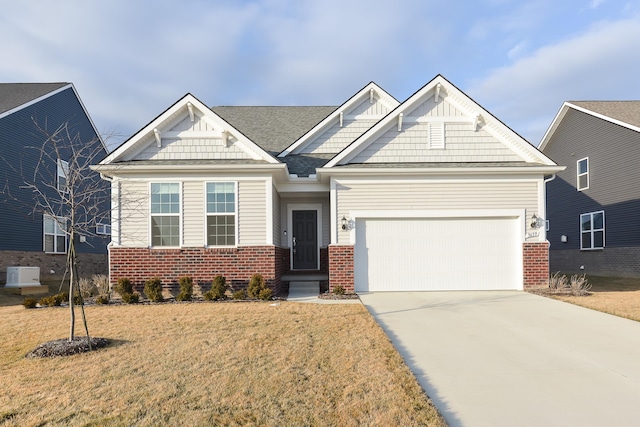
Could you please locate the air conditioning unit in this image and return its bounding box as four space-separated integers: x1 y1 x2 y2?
5 267 41 288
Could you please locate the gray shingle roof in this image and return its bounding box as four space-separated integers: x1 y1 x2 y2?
0 83 69 115
212 106 336 155
281 153 335 176
570 101 640 129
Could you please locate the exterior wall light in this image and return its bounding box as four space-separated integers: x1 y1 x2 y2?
341 216 348 231
530 213 545 229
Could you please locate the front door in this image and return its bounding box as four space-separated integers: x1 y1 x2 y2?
292 210 318 270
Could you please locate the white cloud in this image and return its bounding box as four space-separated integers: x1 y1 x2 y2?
468 15 640 144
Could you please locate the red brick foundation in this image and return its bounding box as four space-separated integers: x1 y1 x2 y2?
523 242 549 289
109 246 283 295
328 245 354 292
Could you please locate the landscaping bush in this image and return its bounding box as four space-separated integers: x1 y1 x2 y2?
78 277 96 298
248 274 267 299
115 278 133 297
204 275 228 301
22 297 38 309
39 295 61 307
332 285 346 295
144 277 164 302
258 288 273 301
176 276 193 301
121 293 139 304
232 289 247 300
95 295 109 305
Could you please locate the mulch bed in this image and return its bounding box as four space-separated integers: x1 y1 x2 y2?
25 337 110 358
317 293 359 300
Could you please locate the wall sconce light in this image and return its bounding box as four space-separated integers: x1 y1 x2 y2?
530 213 544 229
341 216 348 231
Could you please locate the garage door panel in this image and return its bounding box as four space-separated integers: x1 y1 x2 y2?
354 217 521 291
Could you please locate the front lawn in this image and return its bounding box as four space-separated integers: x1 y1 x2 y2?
547 275 640 322
0 301 446 426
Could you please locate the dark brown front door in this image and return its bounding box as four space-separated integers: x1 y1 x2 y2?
293 210 318 270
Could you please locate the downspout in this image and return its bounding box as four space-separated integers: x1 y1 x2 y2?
100 173 114 293
542 174 556 243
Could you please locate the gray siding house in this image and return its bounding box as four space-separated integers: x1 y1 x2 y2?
540 101 640 276
0 83 110 283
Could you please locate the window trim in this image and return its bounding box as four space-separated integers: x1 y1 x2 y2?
580 210 605 250
204 181 238 247
149 182 182 248
43 214 68 254
57 159 69 192
577 157 589 191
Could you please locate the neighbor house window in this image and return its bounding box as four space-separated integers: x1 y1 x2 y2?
580 210 604 250
206 182 236 246
96 223 111 235
44 214 67 253
150 183 180 246
577 157 589 191
57 159 69 192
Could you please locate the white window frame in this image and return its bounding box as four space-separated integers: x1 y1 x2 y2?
577 157 589 191
43 214 68 254
204 181 237 247
580 210 604 250
57 159 69 192
96 223 111 235
149 182 181 247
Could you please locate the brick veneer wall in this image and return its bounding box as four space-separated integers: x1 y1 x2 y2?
328 245 354 292
109 246 282 295
523 242 549 289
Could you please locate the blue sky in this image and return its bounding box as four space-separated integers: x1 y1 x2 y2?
1 0 639 150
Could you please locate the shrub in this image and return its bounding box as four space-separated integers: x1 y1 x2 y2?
115 277 133 297
247 274 267 299
23 297 38 309
232 289 248 300
92 274 110 295
549 272 568 290
332 285 346 295
95 295 110 305
39 295 61 307
144 277 164 302
78 277 96 298
177 276 194 301
569 274 591 296
258 288 273 301
121 293 139 304
204 275 228 301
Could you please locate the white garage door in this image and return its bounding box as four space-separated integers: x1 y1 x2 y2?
354 217 521 292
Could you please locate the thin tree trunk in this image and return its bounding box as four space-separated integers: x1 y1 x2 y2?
68 234 76 341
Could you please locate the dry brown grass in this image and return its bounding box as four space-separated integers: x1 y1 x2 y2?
0 300 446 426
548 275 640 322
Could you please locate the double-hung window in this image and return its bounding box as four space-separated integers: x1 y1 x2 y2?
577 157 589 191
206 182 236 246
150 183 180 247
57 159 69 192
44 214 67 253
96 223 111 235
580 210 604 250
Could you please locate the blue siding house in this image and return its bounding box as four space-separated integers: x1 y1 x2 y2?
540 101 640 277
0 83 110 284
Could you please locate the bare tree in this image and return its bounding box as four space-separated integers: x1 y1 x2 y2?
3 118 110 344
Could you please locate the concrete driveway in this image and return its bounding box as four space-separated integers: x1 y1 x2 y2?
359 291 640 427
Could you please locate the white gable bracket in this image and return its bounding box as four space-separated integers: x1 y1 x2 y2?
221 130 229 147
473 114 483 131
340 111 344 128
398 113 403 132
187 102 195 122
435 83 442 102
370 88 375 104
153 129 161 147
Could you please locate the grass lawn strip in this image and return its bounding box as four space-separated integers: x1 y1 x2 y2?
0 301 446 426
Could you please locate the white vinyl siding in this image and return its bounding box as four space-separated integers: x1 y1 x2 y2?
336 180 538 244
350 123 523 163
302 120 378 154
183 181 205 246
580 210 604 250
118 180 149 247
238 180 267 246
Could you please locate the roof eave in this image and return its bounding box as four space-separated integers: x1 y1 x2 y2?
316 165 565 180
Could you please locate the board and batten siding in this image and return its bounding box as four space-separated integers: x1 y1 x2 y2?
117 178 267 247
335 179 538 244
544 108 640 249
